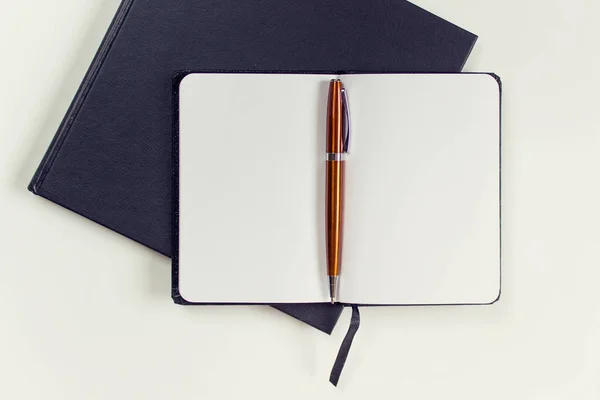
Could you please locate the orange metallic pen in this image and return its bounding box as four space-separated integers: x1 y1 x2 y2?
326 79 350 303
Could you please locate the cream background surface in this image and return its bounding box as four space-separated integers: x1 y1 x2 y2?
1 0 599 398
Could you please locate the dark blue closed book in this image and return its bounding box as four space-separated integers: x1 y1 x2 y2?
29 0 477 334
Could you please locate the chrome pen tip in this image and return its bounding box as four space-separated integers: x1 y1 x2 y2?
328 275 338 305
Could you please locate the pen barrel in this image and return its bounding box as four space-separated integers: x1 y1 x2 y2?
326 80 344 154
326 160 345 277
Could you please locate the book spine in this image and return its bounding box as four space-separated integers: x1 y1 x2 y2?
28 0 136 194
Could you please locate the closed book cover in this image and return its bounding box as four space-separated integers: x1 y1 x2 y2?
28 0 477 334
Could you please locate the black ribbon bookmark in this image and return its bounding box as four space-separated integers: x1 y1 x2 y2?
329 306 361 386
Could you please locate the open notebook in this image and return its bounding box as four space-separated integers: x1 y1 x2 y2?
175 73 501 306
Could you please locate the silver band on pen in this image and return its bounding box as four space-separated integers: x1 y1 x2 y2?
326 153 346 162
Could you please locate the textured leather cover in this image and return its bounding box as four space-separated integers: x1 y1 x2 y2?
28 0 477 334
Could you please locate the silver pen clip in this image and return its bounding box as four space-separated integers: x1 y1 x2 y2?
341 87 351 154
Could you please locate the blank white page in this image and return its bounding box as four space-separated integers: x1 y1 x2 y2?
178 73 500 305
339 74 500 305
178 73 334 303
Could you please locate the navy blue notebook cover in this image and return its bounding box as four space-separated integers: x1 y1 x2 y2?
28 0 477 334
